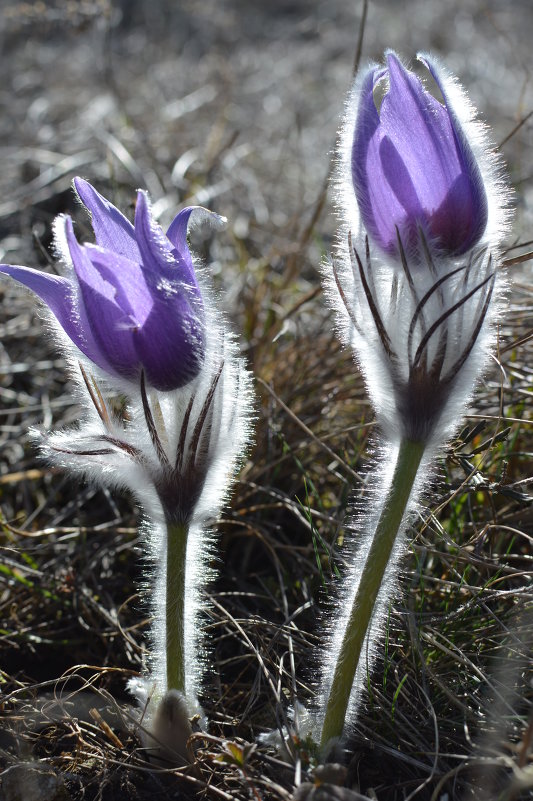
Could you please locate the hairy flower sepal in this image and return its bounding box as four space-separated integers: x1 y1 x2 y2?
40 340 252 749
0 179 220 391
343 232 496 443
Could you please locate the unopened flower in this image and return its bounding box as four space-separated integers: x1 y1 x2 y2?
352 52 488 257
0 179 208 391
330 50 510 445
318 52 511 750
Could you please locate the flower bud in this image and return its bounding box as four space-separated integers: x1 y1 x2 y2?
328 51 511 444
352 52 488 257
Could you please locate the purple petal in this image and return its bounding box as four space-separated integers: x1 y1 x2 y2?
165 206 198 287
166 205 226 250
134 192 203 303
133 195 206 389
74 178 140 262
0 262 104 365
76 280 140 378
133 296 205 391
352 66 403 251
379 54 464 248
352 53 488 255
419 55 488 251
65 217 117 303
83 245 153 325
166 205 226 288
65 218 140 376
0 263 74 319
66 214 152 326
166 207 194 251
134 191 180 278
382 53 461 199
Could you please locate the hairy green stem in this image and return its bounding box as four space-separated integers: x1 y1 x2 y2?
320 438 426 748
166 521 188 693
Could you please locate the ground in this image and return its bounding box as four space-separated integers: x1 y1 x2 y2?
0 1 532 799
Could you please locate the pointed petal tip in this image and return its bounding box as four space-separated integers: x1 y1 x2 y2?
64 214 75 236
73 176 88 194
62 214 80 255
165 205 226 258
0 263 24 279
135 188 149 210
134 190 163 247
74 180 140 261
385 51 413 90
384 48 401 63
211 211 227 227
0 262 75 325
416 52 434 69
190 206 227 230
73 176 98 210
133 189 152 231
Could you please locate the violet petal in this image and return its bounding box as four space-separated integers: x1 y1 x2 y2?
419 54 488 251
379 54 466 249
352 67 394 250
74 178 140 262
132 193 206 389
83 245 153 326
0 262 105 365
134 192 203 304
165 206 197 285
133 296 205 391
65 218 140 376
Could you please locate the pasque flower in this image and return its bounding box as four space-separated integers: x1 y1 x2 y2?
318 52 510 749
0 179 253 761
331 50 509 445
0 178 206 391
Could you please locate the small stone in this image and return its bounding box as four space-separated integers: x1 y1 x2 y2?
0 763 69 801
314 763 348 786
145 689 193 765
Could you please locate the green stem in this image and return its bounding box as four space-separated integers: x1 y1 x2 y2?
320 437 426 748
166 521 188 693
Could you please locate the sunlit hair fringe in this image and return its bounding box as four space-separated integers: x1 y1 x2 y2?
33 246 254 721
317 51 512 737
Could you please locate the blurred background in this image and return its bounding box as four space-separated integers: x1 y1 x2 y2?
1 0 532 270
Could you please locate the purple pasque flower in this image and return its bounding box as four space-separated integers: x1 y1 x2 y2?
328 51 510 446
315 53 511 748
0 179 208 392
352 51 488 257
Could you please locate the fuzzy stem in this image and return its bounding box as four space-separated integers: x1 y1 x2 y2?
166 521 188 693
320 437 426 748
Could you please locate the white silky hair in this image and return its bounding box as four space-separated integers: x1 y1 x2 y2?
318 51 512 737
313 438 438 741
139 332 254 708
